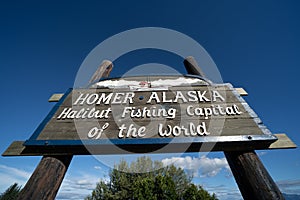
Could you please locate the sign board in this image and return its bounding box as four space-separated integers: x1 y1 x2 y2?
24 76 277 154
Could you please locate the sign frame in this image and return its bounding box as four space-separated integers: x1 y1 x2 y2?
22 76 278 154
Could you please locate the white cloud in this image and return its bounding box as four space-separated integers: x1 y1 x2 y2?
0 164 31 191
0 164 31 179
55 192 87 200
56 170 111 200
257 151 268 156
205 184 242 200
94 166 101 170
0 163 109 199
277 179 300 194
57 174 99 199
162 156 229 177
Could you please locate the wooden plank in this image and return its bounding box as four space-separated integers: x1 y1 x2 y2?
269 133 297 149
2 141 26 156
35 117 265 141
30 80 270 144
60 86 246 106
50 103 252 121
48 93 64 102
235 88 248 96
48 82 241 105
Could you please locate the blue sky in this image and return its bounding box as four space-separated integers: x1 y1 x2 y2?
0 1 300 199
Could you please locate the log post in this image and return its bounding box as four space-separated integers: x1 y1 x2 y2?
18 60 114 200
89 60 113 83
224 151 284 200
17 156 72 200
183 56 284 200
183 56 206 77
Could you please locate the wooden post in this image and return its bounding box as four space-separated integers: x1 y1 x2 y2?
18 60 114 200
17 156 72 200
89 60 113 83
183 56 284 200
183 56 206 78
224 151 284 200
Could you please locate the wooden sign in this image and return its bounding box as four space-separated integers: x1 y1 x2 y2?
23 75 276 154
5 58 291 200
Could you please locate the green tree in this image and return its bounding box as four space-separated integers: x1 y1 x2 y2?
183 184 217 200
0 183 21 200
86 156 218 200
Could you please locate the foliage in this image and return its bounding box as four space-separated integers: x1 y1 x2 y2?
0 183 21 200
86 156 218 200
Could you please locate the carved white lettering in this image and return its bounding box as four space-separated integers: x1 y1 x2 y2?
158 122 210 137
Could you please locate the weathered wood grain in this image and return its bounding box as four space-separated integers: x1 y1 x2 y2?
36 118 265 140
268 133 297 149
89 60 113 83
183 56 206 77
32 82 269 144
235 88 248 96
17 156 72 200
2 141 26 156
224 151 285 200
48 93 64 102
51 103 251 122
62 86 243 106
